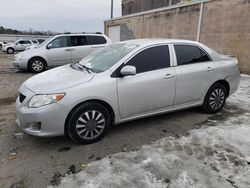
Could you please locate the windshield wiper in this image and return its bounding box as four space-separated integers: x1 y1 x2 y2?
75 63 94 74
77 63 93 74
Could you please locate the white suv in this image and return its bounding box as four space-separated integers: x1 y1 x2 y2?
2 39 39 54
12 33 111 73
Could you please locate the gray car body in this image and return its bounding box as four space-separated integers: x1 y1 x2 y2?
15 39 240 137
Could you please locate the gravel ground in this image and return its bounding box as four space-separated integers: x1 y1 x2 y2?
0 51 243 188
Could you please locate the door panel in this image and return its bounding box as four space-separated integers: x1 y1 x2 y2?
47 48 71 66
175 62 216 106
117 68 176 119
174 44 216 106
15 41 24 51
46 36 71 66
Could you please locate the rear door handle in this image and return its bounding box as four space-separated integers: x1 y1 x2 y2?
205 67 214 72
65 48 74 51
163 73 175 79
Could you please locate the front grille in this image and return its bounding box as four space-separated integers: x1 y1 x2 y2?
19 93 26 103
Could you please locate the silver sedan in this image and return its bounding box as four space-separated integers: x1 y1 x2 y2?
15 39 240 144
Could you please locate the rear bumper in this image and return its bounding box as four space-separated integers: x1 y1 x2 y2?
226 73 241 96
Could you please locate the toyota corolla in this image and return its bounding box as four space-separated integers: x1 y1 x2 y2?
15 39 240 144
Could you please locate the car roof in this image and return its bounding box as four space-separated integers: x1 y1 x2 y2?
54 33 105 37
119 38 201 47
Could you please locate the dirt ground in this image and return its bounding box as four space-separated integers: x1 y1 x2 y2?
0 51 244 188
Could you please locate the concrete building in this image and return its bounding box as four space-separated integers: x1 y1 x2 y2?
104 0 250 73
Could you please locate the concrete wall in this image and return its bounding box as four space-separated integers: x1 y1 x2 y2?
0 34 50 42
122 0 196 15
105 0 250 73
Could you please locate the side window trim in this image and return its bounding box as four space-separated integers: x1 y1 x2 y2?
111 44 171 78
173 43 212 66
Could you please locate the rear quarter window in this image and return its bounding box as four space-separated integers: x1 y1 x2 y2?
87 36 107 45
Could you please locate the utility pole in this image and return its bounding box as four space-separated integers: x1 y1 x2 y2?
111 0 114 19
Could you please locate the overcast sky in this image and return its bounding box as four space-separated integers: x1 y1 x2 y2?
0 0 121 33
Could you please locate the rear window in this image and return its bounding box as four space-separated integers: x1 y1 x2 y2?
87 36 107 45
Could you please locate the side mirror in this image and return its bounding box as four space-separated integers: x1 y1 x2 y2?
47 43 52 49
15 43 18 45
120 65 136 76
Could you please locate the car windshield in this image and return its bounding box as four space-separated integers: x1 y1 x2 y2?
36 37 53 48
79 43 138 73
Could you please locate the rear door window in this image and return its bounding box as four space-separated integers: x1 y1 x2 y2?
24 40 31 44
87 36 107 45
70 36 87 46
18 40 25 44
174 45 211 66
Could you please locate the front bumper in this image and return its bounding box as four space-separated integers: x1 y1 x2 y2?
15 85 69 137
12 59 29 70
2 47 7 52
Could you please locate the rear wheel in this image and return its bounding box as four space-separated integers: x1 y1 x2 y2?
28 58 46 73
67 102 111 144
202 83 227 114
7 47 14 54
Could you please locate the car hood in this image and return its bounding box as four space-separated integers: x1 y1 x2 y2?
23 65 94 93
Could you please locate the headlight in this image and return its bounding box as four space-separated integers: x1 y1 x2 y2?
15 53 23 61
28 93 65 108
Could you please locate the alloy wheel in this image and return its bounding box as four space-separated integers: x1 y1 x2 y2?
76 110 105 140
32 60 44 72
209 88 225 110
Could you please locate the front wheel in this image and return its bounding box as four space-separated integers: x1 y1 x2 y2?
28 58 46 73
7 47 14 54
67 102 111 144
202 83 227 114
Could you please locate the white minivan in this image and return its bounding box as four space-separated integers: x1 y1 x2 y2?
12 33 111 73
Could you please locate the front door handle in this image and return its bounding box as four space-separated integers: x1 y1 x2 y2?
163 73 175 79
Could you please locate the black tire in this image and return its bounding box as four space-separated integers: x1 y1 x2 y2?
7 47 14 54
202 83 227 114
28 58 46 73
66 102 111 144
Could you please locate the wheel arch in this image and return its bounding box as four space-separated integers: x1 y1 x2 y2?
28 56 48 70
64 99 115 136
213 80 230 97
7 46 14 51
